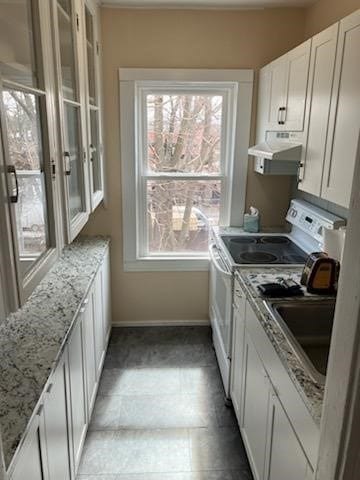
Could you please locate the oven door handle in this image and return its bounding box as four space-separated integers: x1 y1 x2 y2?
209 244 232 279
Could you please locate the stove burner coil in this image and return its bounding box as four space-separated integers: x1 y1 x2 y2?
229 237 257 244
238 252 278 264
260 236 290 245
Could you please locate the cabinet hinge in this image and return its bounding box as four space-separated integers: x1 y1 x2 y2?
76 14 80 31
96 41 99 55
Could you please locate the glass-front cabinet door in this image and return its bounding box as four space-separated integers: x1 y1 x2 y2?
53 0 90 241
83 0 104 210
0 0 60 305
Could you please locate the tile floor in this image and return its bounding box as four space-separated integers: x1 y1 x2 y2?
77 326 253 480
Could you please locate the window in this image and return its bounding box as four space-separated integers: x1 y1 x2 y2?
120 69 253 271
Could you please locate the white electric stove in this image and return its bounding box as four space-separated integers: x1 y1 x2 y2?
209 199 345 398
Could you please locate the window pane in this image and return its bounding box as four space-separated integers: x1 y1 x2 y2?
147 180 220 253
146 94 223 174
0 0 37 87
85 6 96 105
65 104 84 220
3 90 49 277
57 2 77 101
90 109 101 193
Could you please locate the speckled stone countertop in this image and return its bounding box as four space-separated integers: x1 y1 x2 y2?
235 266 334 426
0 236 110 470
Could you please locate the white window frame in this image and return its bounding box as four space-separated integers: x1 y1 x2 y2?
119 69 253 272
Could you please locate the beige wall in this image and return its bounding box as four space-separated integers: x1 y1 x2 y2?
304 0 360 38
83 7 307 324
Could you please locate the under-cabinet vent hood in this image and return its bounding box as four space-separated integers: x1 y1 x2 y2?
248 141 302 161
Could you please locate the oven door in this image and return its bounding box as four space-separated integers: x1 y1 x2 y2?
209 243 233 394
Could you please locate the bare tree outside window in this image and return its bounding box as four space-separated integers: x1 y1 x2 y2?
3 90 49 261
145 94 223 253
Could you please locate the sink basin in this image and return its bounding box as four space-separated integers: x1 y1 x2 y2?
266 299 336 384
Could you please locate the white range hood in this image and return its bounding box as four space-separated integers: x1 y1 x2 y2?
248 134 303 175
248 141 302 161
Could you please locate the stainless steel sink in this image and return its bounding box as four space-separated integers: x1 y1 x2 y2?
265 299 336 384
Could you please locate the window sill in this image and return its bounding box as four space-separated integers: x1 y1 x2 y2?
124 256 210 272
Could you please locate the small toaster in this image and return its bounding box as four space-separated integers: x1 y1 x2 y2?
301 252 339 294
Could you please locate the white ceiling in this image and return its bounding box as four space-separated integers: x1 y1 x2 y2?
102 0 316 8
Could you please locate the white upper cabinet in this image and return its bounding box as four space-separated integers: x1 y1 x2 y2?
260 40 311 132
265 55 288 130
0 0 61 306
83 0 105 211
321 9 360 208
52 0 91 242
299 24 339 196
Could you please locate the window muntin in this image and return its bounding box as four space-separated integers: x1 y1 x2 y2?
137 85 233 258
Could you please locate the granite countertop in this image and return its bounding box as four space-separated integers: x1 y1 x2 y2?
0 236 110 470
235 266 333 426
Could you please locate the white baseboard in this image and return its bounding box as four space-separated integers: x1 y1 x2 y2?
111 319 210 327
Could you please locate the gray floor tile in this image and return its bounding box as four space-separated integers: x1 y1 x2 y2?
78 429 191 475
77 476 118 480
98 368 182 396
180 366 224 396
77 472 243 480
189 427 248 471
90 394 218 430
231 469 254 480
110 326 212 347
78 326 253 480
105 344 217 369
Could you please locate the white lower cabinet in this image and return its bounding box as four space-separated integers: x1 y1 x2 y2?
43 355 72 480
9 250 111 480
93 267 106 380
67 317 88 472
9 412 48 480
266 392 313 480
230 283 246 423
83 290 98 415
101 250 112 346
231 296 317 480
241 331 270 480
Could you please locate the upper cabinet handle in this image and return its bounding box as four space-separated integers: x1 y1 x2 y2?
7 165 19 203
278 107 286 125
281 106 287 125
64 151 71 176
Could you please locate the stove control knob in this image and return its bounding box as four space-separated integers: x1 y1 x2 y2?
290 208 297 218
